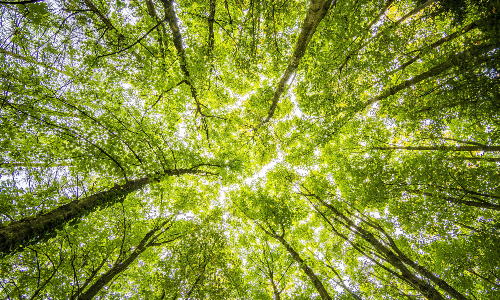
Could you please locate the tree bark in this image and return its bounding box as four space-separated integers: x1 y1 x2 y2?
273 234 333 300
82 0 119 32
363 43 498 109
75 220 174 300
391 19 479 74
420 192 500 211
306 193 448 300
0 168 202 254
241 209 332 300
375 145 500 152
207 0 216 54
336 0 434 75
359 213 471 300
161 0 206 120
324 263 363 300
263 0 333 124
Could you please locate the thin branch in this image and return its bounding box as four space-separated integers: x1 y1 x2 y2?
97 21 164 59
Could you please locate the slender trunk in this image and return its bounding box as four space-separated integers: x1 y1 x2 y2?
161 0 203 117
351 227 446 300
337 0 434 74
461 157 500 162
396 252 470 300
273 235 332 300
324 263 362 300
70 256 109 300
419 191 500 211
267 263 281 300
240 209 332 300
271 279 281 300
308 193 448 300
366 0 395 31
146 0 166 58
207 0 216 54
82 0 142 61
359 213 471 300
263 0 333 124
392 20 479 74
78 249 142 300
185 264 207 299
392 0 436 27
0 169 201 254
364 43 497 109
467 269 500 288
76 221 171 300
374 145 500 152
82 0 118 32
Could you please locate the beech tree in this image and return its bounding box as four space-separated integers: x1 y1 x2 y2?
0 0 499 299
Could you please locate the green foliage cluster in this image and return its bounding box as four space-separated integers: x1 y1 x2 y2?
0 0 499 299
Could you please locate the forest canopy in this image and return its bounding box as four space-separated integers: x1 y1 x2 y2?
0 0 499 299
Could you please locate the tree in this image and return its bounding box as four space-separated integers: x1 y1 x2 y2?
1 0 499 299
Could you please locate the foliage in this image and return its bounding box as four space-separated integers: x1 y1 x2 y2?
0 0 499 299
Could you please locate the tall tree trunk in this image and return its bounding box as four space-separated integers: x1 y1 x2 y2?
363 43 498 109
336 0 434 74
355 211 471 300
273 234 333 300
417 191 500 211
374 145 500 152
271 278 281 300
207 0 216 55
305 192 454 300
263 0 333 124
324 263 363 300
75 220 174 300
0 168 203 254
161 0 202 113
241 210 333 300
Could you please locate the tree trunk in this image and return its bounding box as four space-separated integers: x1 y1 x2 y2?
273 235 332 300
375 145 500 152
263 0 333 124
364 43 497 109
161 0 206 120
75 220 172 300
355 211 471 300
241 209 333 300
207 0 216 54
324 263 363 300
309 193 448 300
420 192 500 211
461 157 500 162
0 169 201 254
337 0 435 75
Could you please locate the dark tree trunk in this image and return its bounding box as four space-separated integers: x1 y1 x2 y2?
364 43 497 109
241 209 333 300
273 234 333 300
263 0 333 124
420 191 500 211
375 145 500 152
308 193 453 300
0 169 201 254
75 220 172 300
